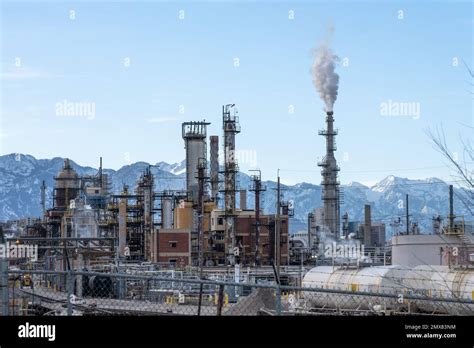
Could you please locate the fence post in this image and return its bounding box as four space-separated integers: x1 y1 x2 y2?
197 283 204 316
275 285 282 315
1 259 8 316
216 284 224 316
66 271 73 316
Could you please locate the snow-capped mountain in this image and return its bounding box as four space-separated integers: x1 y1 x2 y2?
155 160 186 176
231 174 471 236
0 154 471 238
0 154 186 222
104 161 186 194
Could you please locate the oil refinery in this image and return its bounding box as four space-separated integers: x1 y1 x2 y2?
0 3 472 340
0 99 472 318
0 54 473 318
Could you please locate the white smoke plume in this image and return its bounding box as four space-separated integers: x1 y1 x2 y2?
311 31 339 111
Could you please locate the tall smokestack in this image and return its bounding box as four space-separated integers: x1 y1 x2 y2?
99 157 103 187
364 204 372 246
318 111 340 237
210 135 219 204
182 121 210 202
313 28 341 238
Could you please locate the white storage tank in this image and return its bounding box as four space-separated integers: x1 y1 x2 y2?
302 265 409 310
402 265 447 297
162 195 173 229
301 265 474 314
403 265 474 314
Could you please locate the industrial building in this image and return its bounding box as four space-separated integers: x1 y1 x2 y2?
15 104 289 286
2 103 473 318
391 185 474 267
19 106 470 277
0 21 472 322
148 106 289 267
391 233 474 267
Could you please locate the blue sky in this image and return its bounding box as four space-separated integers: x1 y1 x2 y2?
0 0 472 186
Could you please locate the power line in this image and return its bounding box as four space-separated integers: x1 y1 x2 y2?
279 163 474 174
279 179 468 189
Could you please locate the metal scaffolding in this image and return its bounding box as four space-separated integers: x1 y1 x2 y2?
221 104 241 265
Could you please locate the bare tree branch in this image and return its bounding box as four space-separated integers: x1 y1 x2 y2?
425 125 473 216
427 127 473 189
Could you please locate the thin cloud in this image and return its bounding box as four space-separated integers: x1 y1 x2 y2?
0 67 53 80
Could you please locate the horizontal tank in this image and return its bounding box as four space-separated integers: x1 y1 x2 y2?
303 265 409 293
301 265 474 315
403 265 474 315
302 265 409 310
401 265 447 297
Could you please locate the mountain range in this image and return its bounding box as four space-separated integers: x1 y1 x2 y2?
0 154 471 238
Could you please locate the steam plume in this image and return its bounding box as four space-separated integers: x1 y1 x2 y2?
312 32 339 111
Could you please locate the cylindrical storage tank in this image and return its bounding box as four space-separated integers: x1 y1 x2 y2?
185 137 205 198
182 121 209 203
302 265 409 310
162 195 173 229
402 265 447 298
403 265 474 315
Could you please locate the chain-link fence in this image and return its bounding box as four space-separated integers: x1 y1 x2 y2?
1 268 474 316
289 286 474 316
2 269 282 316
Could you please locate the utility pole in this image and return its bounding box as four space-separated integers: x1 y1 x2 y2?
249 169 266 266
406 194 409 235
275 170 281 281
99 157 103 187
307 212 315 255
